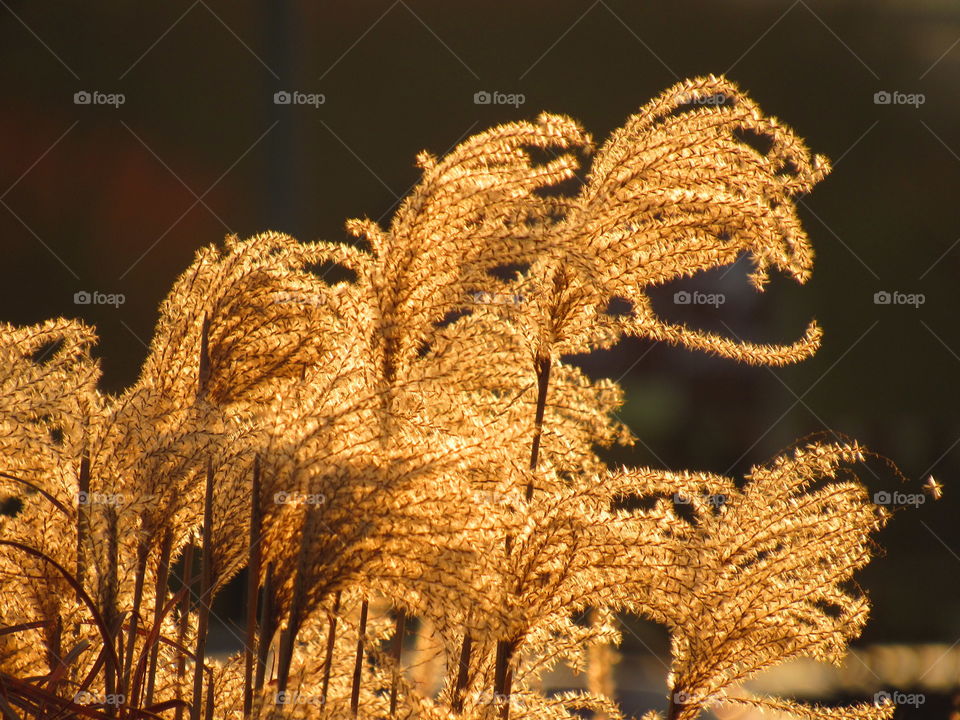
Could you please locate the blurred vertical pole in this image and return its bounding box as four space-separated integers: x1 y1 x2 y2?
264 0 298 234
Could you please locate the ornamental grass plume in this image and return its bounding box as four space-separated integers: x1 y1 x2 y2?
603 441 890 720
0 76 905 720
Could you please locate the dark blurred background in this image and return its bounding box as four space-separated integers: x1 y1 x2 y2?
2 0 958 716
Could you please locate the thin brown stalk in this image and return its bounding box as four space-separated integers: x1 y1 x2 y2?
121 543 149 699
451 633 472 713
275 522 311 698
130 587 188 715
253 563 273 694
43 637 88 697
144 530 172 708
204 667 215 720
0 677 21 720
75 455 90 642
76 457 91 566
388 608 406 717
524 354 551 500
349 599 369 717
44 614 62 678
0 473 70 518
243 456 262 718
189 462 214 720
492 638 519 720
174 541 194 720
37 614 61 719
494 354 551 720
500 663 515 720
667 698 679 720
0 621 51 637
274 606 300 698
493 639 507 701
320 591 341 709
102 509 120 720
197 313 211 401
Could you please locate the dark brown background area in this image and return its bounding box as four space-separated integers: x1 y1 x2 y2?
1 0 957 674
